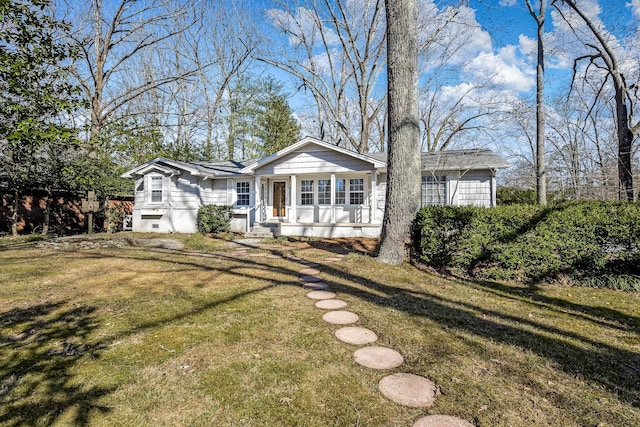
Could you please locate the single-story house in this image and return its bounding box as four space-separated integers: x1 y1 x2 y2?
121 136 509 238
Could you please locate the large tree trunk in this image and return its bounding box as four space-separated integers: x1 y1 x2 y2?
42 187 51 236
377 0 421 265
616 88 634 201
527 0 547 205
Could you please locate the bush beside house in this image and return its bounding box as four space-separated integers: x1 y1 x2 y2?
196 205 233 234
414 202 640 290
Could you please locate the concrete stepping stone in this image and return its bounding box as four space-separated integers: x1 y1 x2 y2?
298 268 320 275
299 262 320 268
248 253 267 257
379 373 437 408
265 254 281 259
353 346 404 369
299 275 323 282
302 282 329 290
334 327 378 345
322 310 359 325
412 415 474 427
315 299 347 310
325 257 343 262
306 290 336 300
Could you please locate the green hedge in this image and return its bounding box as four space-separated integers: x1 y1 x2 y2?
196 205 233 234
414 202 640 290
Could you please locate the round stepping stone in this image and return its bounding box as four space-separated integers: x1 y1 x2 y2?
298 268 320 275
315 299 347 310
306 290 336 300
413 415 474 427
300 275 322 282
303 282 329 290
353 346 404 369
379 373 437 408
335 327 378 345
322 310 359 325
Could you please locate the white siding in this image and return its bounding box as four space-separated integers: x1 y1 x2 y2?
256 147 374 175
457 171 492 206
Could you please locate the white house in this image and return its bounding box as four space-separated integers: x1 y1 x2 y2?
121 137 509 238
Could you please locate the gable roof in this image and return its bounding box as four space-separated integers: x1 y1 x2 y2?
368 149 509 171
239 136 386 173
121 141 509 179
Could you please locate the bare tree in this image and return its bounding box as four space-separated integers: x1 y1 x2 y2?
552 0 639 201
64 0 198 143
527 0 548 205
262 0 387 153
377 0 420 265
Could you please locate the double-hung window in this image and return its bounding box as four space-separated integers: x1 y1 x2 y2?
421 175 447 206
236 182 250 206
301 180 314 205
335 179 345 204
150 176 164 203
349 178 364 205
318 179 331 205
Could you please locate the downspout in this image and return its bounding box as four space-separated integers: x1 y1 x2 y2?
168 172 176 233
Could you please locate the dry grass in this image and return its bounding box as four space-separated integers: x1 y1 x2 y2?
0 233 639 426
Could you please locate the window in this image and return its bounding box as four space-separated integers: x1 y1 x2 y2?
236 181 250 206
150 176 163 203
301 180 314 205
349 178 364 205
318 179 331 205
335 179 345 204
421 175 447 206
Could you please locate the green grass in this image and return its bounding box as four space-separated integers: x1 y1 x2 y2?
0 233 639 426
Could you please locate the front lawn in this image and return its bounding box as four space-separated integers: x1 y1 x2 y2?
0 233 638 426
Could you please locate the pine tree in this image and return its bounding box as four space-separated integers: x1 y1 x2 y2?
258 95 301 155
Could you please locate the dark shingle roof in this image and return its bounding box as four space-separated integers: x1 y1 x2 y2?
367 149 509 171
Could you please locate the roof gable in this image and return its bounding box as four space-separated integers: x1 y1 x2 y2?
240 136 386 173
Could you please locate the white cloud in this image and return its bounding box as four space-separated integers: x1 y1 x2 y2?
628 0 640 18
462 47 535 93
518 34 537 59
266 7 341 48
499 0 517 6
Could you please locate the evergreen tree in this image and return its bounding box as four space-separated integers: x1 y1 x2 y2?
257 95 301 155
0 0 83 235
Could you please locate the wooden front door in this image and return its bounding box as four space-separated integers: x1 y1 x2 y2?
273 182 286 217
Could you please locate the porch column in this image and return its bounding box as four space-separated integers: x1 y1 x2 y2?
370 172 377 223
254 175 261 222
330 173 336 224
290 175 297 224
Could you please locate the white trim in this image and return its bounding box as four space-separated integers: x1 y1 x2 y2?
239 136 386 173
148 174 165 204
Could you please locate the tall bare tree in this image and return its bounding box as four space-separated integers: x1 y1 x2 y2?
527 0 548 205
262 0 387 153
377 0 420 265
64 0 197 143
552 0 639 201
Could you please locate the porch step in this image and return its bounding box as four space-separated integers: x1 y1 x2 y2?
245 222 279 238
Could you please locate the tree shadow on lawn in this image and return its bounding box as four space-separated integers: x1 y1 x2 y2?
0 302 114 427
318 262 640 410
109 243 640 410
6 242 639 419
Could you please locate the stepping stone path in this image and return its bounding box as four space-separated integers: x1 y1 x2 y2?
354 346 404 369
302 282 329 290
322 310 359 325
315 299 348 310
288 253 472 426
335 327 378 345
306 290 336 300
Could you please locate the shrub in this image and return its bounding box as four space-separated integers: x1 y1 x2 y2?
196 205 232 234
414 201 640 289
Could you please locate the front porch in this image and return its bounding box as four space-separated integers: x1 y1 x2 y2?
246 221 382 239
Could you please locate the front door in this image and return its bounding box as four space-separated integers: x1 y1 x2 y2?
273 182 286 217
